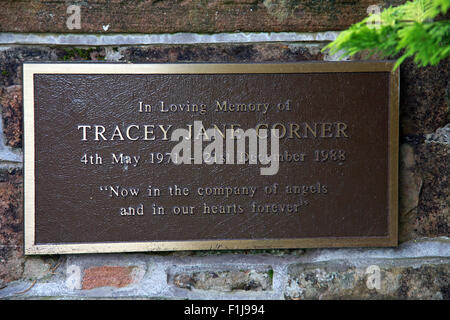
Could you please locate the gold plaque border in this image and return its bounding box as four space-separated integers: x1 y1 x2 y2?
23 62 399 255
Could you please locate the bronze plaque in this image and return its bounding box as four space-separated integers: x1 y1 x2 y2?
23 62 399 254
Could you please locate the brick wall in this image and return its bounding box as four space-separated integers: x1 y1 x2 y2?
0 0 448 300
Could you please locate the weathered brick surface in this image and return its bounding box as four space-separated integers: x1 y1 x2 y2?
0 171 23 248
121 43 324 63
0 245 23 288
0 171 24 287
172 269 273 291
398 144 423 242
414 141 449 238
286 261 450 300
0 86 22 148
82 266 136 290
399 59 450 136
0 0 405 34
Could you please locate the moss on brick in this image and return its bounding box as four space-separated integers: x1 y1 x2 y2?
61 47 106 61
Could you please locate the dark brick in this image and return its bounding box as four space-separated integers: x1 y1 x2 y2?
0 0 404 34
286 261 450 299
0 171 24 287
399 58 450 136
0 86 23 148
172 269 272 291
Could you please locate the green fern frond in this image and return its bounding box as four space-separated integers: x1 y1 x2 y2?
323 0 450 69
433 0 450 13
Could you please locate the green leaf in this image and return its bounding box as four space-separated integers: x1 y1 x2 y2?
322 0 450 69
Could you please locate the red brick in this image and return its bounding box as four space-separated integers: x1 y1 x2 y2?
82 266 135 290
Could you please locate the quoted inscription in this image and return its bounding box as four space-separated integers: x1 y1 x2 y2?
97 182 325 216
76 99 349 217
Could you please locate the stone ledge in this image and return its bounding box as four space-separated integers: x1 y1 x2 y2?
0 32 340 46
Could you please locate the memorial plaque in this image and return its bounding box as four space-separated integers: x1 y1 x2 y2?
23 62 399 254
